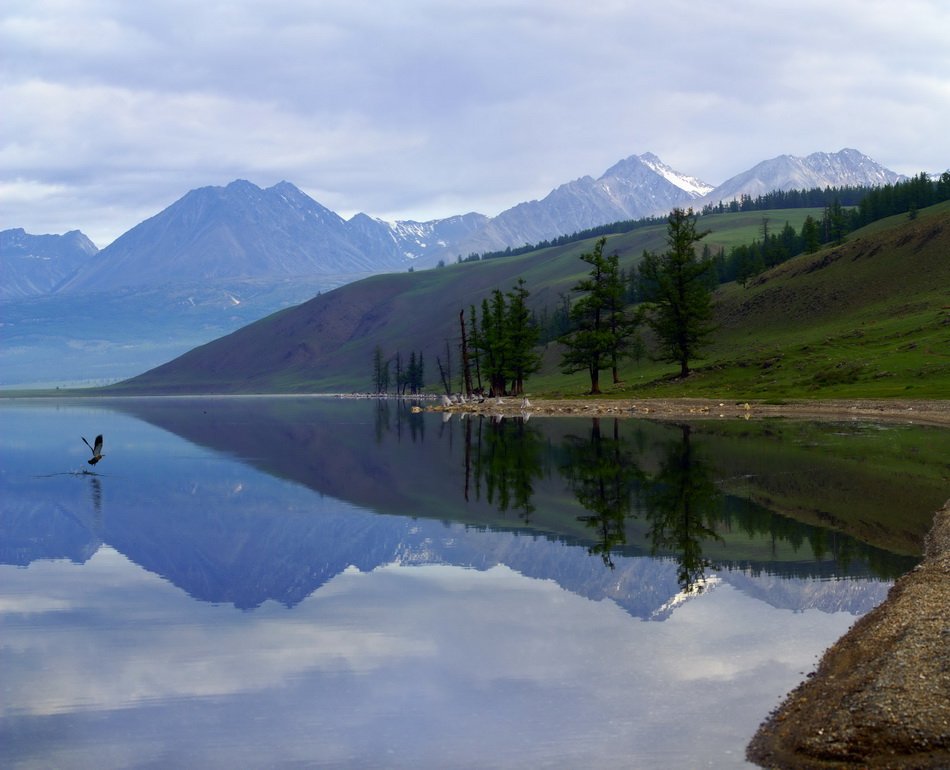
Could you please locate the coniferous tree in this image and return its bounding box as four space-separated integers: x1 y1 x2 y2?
407 351 418 394
801 215 821 253
639 209 715 378
479 290 509 396
560 237 626 394
468 304 483 393
394 351 404 395
505 278 541 395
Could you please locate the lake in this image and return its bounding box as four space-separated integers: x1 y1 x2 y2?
2 397 947 769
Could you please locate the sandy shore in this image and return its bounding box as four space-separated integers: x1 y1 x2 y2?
434 396 950 427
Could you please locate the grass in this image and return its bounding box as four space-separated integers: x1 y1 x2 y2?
531 204 950 400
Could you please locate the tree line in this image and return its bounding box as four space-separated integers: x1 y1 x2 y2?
376 173 950 396
455 208 714 396
458 173 950 265
711 173 950 285
372 347 425 395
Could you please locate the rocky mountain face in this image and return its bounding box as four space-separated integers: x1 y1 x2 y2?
53 155 709 293
60 180 391 294
56 180 491 294
704 148 906 204
0 228 98 299
438 153 714 260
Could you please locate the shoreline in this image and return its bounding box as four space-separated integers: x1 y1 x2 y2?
746 500 950 769
434 397 950 427
4 392 949 427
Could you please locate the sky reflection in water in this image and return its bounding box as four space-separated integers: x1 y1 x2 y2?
1 397 938 769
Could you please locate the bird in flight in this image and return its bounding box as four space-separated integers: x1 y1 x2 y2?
82 434 105 465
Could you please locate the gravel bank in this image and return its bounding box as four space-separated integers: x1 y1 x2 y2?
434 397 950 427
746 500 950 769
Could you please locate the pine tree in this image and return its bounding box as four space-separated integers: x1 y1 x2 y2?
638 209 715 378
560 237 626 395
505 278 541 395
479 290 509 397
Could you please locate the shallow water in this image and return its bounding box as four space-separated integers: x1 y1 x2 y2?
1 397 945 768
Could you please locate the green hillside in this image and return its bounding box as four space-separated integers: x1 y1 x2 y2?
110 203 950 399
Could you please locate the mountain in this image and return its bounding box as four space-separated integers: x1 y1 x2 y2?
27 149 900 296
0 148 909 387
430 153 714 262
110 200 950 397
0 228 98 299
60 180 391 293
56 156 706 293
349 210 489 263
705 148 905 204
57 179 491 294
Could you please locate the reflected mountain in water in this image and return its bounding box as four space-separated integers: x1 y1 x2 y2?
4 396 930 616
0 499 101 566
1 483 892 618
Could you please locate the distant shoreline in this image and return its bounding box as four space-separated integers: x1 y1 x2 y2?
4 393 949 427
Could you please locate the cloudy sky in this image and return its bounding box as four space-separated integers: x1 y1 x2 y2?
2 0 948 247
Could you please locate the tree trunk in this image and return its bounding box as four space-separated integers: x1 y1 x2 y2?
589 365 601 395
459 310 473 397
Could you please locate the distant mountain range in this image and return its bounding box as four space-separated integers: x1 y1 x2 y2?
0 228 98 300
3 148 905 298
0 148 908 385
705 148 906 203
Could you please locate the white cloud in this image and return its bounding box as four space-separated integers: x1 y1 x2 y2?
1 0 948 244
0 549 859 768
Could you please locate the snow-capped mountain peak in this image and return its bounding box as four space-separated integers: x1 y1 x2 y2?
637 152 715 196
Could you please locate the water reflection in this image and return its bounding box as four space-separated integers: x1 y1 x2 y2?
4 398 936 606
643 424 724 591
2 398 946 769
561 418 642 568
456 413 923 590
468 414 545 520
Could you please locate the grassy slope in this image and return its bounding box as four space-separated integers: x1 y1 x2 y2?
109 204 949 399
534 202 950 399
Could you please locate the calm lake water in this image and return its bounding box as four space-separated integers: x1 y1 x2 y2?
2 397 947 769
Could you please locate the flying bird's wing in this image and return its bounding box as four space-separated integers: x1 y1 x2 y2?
82 436 95 453
93 435 103 455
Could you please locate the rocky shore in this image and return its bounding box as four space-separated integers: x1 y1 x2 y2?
746 499 950 769
433 396 950 427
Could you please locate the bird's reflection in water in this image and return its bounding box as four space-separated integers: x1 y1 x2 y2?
89 475 103 528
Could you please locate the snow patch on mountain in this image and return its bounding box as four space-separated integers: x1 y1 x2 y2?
638 152 715 196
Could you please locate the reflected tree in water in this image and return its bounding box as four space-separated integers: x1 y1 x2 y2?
644 424 724 592
467 416 545 521
374 399 426 443
561 418 644 568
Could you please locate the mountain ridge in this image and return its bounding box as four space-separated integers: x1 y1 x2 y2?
0 227 99 299
702 148 905 204
8 148 905 298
